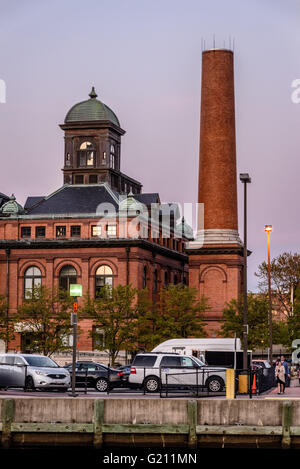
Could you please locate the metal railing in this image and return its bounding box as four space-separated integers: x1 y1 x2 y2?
159 366 226 398
234 366 276 398
0 363 276 398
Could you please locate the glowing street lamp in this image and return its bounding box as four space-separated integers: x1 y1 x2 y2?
264 225 273 364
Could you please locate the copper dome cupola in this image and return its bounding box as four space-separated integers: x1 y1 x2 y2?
60 88 141 194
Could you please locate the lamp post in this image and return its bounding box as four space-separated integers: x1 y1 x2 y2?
264 225 273 365
239 173 251 370
69 284 82 397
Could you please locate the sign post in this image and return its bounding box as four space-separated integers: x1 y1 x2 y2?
69 284 82 397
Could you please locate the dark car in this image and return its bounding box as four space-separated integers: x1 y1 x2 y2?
117 365 132 385
64 361 125 391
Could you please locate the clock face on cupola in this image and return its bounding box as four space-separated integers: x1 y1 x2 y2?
60 87 142 194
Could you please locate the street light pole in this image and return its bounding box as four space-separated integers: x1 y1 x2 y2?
265 225 273 365
69 283 82 397
70 301 78 398
239 173 251 370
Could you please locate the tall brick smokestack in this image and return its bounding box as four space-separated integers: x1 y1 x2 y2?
197 49 241 245
186 48 244 336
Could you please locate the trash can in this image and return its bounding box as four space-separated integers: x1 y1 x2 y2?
238 374 248 394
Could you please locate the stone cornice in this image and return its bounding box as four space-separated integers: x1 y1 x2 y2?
0 238 188 263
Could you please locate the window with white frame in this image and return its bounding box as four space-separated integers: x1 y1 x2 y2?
95 265 113 297
107 224 117 237
91 225 102 237
24 266 42 298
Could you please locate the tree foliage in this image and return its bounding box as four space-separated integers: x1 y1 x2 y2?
155 284 208 341
84 283 209 364
220 292 298 350
255 252 300 318
134 284 208 352
0 295 15 347
83 284 139 365
16 286 74 356
221 294 270 350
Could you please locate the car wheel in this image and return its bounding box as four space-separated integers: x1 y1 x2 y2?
144 376 160 393
206 376 224 393
95 378 109 392
25 376 35 391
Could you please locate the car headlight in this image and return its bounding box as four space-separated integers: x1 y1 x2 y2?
34 370 48 376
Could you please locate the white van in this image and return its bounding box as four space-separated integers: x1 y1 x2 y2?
151 338 250 369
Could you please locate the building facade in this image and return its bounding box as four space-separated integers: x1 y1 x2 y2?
0 89 189 353
0 49 247 350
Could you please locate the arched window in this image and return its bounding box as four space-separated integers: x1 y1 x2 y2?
95 265 113 297
143 266 147 289
78 141 95 167
24 266 42 298
109 144 115 169
59 265 77 292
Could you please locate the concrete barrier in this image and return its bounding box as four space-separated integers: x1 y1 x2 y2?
0 397 298 448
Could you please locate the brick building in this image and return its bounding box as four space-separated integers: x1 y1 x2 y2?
0 49 248 350
0 89 190 353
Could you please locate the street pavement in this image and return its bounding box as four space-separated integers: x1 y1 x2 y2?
263 377 300 400
1 379 300 399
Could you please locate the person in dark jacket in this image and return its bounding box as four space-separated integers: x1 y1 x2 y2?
281 356 290 391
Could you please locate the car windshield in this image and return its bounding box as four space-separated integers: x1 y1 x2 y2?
192 357 206 367
24 356 59 368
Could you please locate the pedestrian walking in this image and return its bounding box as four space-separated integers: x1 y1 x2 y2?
281 356 290 391
275 361 285 394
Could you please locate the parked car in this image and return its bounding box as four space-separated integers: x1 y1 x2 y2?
0 353 70 391
64 361 126 391
117 365 132 386
128 352 226 393
252 360 271 369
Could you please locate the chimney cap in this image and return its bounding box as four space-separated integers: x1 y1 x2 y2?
203 48 233 54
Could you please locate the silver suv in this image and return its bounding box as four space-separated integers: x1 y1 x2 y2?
0 354 70 391
129 353 226 393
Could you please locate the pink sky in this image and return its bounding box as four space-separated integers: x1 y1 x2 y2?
0 0 300 290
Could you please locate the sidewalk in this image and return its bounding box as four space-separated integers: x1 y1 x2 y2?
261 378 300 399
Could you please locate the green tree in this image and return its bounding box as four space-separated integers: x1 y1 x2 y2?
132 288 160 352
84 284 138 366
255 252 300 318
16 286 74 356
285 291 300 346
0 295 15 349
154 284 208 342
221 294 270 350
